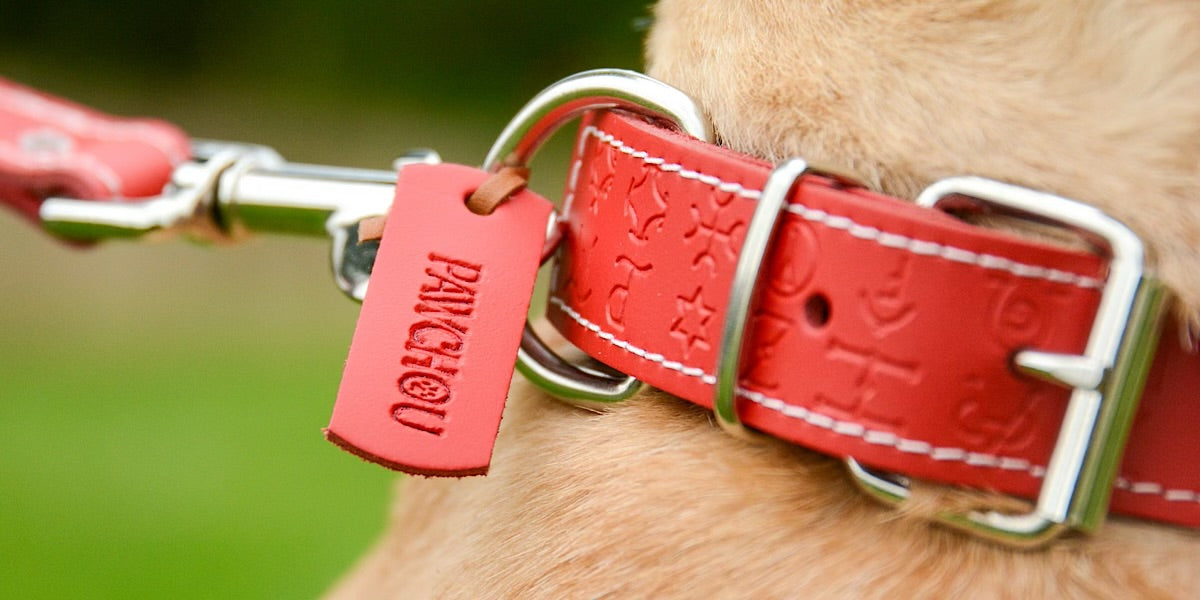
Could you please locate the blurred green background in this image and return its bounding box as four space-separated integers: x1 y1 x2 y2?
0 2 653 597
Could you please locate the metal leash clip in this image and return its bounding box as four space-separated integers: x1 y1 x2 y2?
39 139 439 301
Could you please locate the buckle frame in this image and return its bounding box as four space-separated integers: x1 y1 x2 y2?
847 176 1169 548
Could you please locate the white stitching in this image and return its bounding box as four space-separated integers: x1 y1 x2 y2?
1115 478 1200 504
581 125 1103 290
563 122 1188 505
549 295 1199 505
550 295 1041 475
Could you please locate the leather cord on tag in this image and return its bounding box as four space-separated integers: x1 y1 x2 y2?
357 166 532 243
466 166 530 216
357 215 388 243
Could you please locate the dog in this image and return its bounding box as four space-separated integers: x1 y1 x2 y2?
327 1 1200 597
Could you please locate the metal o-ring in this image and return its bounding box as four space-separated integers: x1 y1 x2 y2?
484 69 714 406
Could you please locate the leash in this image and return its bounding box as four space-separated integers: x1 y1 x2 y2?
2 70 1196 548
0 79 189 226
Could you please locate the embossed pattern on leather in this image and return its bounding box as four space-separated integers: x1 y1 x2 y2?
549 111 1200 527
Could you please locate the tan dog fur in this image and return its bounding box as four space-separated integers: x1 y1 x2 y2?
328 1 1200 597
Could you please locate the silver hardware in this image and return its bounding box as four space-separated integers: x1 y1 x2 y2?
511 212 644 408
391 148 442 173
482 69 712 171
328 220 379 302
35 68 710 310
845 457 911 504
212 147 438 301
219 150 438 301
39 139 440 301
714 160 867 439
846 176 1169 548
40 141 282 240
481 68 714 405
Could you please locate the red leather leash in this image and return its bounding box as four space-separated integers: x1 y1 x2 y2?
549 111 1200 527
0 78 189 221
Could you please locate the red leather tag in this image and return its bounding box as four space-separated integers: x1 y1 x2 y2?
326 163 553 476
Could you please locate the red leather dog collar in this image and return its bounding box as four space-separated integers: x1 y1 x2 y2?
547 111 1200 528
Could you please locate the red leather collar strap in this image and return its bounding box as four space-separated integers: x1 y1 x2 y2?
0 78 189 221
548 111 1200 528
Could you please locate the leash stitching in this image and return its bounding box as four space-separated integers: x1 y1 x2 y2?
548 295 1198 506
582 125 1104 290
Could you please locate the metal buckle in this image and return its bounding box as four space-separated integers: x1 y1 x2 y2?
714 158 866 438
39 140 430 302
40 141 282 241
480 69 715 407
846 176 1169 548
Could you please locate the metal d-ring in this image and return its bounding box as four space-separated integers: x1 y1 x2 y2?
483 69 714 405
713 159 866 438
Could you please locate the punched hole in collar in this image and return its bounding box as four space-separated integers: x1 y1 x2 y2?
465 166 531 215
805 293 831 328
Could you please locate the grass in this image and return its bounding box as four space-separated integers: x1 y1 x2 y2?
0 232 398 598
